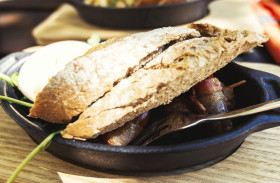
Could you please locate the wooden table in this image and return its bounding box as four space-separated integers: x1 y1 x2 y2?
1 62 280 183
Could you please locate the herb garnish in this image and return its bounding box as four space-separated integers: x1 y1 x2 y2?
1 72 63 183
0 73 18 88
6 130 63 183
0 95 33 107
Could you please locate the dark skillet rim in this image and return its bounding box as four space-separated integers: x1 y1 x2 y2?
51 115 270 153
0 53 272 154
69 0 210 10
2 94 272 155
0 52 276 156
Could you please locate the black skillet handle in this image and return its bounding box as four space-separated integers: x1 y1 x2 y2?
215 62 280 134
239 64 280 133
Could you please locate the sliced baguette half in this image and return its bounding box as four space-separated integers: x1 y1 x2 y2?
61 24 268 140
29 27 200 123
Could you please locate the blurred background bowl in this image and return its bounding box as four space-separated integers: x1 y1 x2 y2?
69 0 213 29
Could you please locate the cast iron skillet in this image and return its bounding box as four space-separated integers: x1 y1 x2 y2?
68 0 213 29
1 52 280 174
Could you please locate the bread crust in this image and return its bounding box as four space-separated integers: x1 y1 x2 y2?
29 27 200 123
61 24 268 139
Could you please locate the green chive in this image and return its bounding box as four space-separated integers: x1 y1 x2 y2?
0 73 16 87
6 130 63 183
10 73 19 88
0 95 33 108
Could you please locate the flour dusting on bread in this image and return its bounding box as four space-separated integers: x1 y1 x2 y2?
28 23 268 140
60 24 268 139
29 27 200 123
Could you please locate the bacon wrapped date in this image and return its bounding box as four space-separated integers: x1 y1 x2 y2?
103 111 151 146
194 77 228 114
190 76 233 133
103 76 236 145
165 95 192 114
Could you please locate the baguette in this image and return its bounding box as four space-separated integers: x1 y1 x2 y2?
29 27 200 123
61 24 268 140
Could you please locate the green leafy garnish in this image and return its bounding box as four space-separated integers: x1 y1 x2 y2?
87 33 101 47
0 72 32 107
10 73 19 88
7 130 63 183
0 95 33 108
1 73 64 183
0 73 18 88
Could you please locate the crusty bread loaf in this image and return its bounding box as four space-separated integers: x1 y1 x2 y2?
61 24 268 140
29 27 200 123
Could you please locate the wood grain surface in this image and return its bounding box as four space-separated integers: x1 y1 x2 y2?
1 62 280 183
